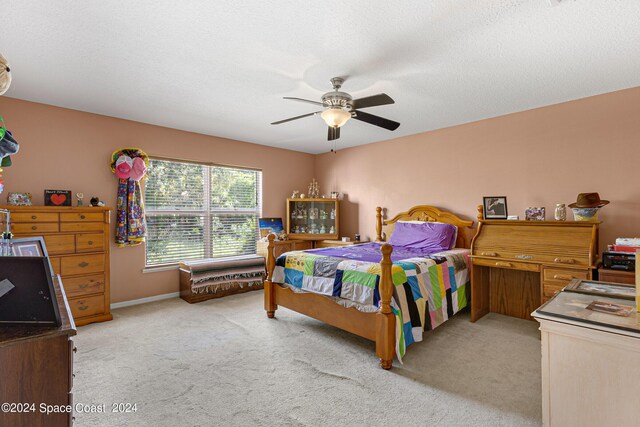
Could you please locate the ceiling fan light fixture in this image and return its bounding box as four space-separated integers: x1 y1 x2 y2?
321 108 351 128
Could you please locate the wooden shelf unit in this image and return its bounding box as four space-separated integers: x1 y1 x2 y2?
286 198 339 241
470 206 599 321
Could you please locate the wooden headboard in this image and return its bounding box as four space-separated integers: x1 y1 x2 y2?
375 205 474 248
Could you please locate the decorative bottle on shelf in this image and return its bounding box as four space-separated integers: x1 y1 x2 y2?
554 203 567 221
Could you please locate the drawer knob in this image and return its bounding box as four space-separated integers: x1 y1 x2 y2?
78 261 89 268
32 226 37 230
553 274 574 280
31 215 37 220
554 257 575 264
79 283 89 289
80 215 86 219
495 262 512 267
78 305 88 311
481 252 497 257
88 241 94 245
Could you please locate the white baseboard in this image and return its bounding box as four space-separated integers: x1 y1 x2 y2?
110 292 180 310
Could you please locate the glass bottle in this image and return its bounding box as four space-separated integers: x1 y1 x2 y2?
554 203 567 221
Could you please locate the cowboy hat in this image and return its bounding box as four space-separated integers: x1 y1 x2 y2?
568 192 609 208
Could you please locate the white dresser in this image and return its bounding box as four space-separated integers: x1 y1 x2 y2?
533 289 640 427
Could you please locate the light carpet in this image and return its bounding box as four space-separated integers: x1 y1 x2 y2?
73 291 542 427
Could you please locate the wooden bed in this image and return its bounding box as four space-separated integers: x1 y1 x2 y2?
263 205 474 369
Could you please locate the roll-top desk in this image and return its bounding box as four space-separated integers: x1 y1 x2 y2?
470 206 599 321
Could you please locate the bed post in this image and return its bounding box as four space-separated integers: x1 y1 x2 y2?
376 243 395 369
264 233 277 318
375 207 384 242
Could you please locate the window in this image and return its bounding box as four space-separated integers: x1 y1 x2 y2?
144 158 262 267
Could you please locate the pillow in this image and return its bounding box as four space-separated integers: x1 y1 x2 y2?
389 221 457 251
397 220 459 249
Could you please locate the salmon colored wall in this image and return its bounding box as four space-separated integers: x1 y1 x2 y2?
0 97 315 303
1 88 637 303
315 87 640 255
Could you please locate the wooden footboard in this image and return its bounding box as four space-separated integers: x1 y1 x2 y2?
263 233 396 369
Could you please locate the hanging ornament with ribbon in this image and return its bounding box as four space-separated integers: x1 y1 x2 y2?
0 53 11 96
110 148 149 247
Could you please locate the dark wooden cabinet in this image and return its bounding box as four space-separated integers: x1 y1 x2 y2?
0 276 76 427
598 268 636 285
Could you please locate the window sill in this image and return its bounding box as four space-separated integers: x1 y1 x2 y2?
142 264 179 274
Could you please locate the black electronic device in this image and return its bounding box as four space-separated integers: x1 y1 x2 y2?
602 251 635 272
0 257 61 325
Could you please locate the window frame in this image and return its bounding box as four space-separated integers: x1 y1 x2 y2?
144 156 262 268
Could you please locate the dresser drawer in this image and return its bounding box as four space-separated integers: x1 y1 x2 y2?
60 222 104 232
543 268 589 282
63 274 105 298
50 257 61 276
69 294 105 319
43 234 76 255
60 212 104 222
11 222 59 234
472 257 540 272
11 212 59 222
76 233 105 253
543 281 566 298
61 254 105 276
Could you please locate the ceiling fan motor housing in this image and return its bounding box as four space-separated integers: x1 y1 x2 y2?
321 91 353 110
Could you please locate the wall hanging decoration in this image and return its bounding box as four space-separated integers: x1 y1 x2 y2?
110 148 149 246
0 53 11 96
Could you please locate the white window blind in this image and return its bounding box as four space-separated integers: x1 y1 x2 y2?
144 158 262 266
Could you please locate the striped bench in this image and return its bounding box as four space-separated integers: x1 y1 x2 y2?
179 256 266 303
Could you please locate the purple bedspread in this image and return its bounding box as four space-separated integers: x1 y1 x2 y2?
305 242 441 263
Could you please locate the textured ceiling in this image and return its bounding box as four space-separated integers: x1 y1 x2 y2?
1 1 639 154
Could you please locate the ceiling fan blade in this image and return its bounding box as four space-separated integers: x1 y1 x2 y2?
351 93 395 110
283 97 324 106
271 111 322 125
352 110 400 131
327 126 341 141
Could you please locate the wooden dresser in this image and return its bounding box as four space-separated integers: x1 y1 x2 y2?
3 206 113 326
0 276 76 427
470 207 599 321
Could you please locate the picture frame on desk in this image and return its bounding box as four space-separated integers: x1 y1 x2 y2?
564 278 635 301
482 196 508 220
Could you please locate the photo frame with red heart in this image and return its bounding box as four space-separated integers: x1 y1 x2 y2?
44 189 72 206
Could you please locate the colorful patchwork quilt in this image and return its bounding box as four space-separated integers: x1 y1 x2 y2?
271 242 470 361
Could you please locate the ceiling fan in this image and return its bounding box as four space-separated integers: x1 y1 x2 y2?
271 77 400 146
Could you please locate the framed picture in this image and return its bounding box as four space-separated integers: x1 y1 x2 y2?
258 217 284 238
44 189 72 206
11 237 53 275
482 196 508 220
564 279 636 301
525 207 545 221
7 192 32 206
